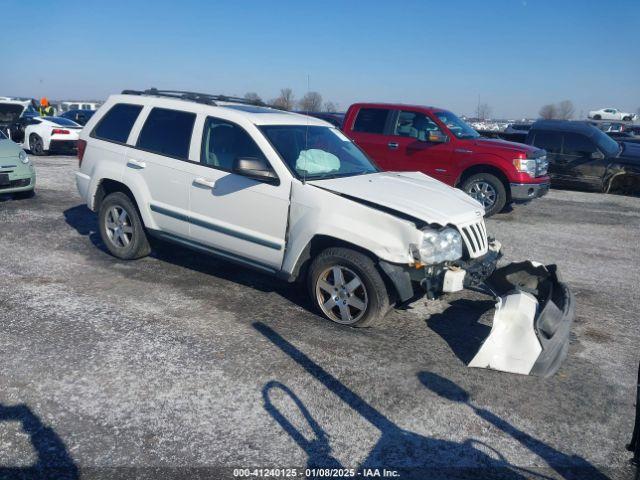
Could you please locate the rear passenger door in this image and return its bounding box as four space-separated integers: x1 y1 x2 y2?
183 115 290 270
347 107 395 169
125 107 195 237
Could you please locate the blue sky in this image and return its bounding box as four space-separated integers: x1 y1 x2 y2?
1 0 638 118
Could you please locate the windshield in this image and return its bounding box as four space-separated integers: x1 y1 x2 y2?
435 111 480 139
591 127 620 157
260 125 379 180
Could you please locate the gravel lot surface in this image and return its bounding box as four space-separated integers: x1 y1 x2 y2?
1 156 638 479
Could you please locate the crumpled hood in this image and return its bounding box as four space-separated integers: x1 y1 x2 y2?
619 142 640 164
308 171 484 226
0 139 22 160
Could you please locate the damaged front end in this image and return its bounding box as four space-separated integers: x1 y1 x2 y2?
380 244 575 377
468 261 575 377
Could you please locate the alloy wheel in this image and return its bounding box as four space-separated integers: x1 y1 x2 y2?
105 206 134 248
315 265 368 325
468 181 497 209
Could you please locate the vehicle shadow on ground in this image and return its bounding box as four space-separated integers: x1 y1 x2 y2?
62 204 313 310
0 403 78 480
426 298 496 365
417 372 609 480
254 321 605 480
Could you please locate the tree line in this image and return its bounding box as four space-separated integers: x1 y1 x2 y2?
243 89 339 112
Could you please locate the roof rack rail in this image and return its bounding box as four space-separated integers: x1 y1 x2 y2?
121 88 267 107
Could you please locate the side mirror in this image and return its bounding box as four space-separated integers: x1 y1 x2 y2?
427 131 448 143
233 156 279 185
591 150 605 160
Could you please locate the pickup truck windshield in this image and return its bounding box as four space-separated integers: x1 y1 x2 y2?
435 111 480 139
592 128 621 157
260 125 379 180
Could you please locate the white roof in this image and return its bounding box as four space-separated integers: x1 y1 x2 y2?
112 93 330 127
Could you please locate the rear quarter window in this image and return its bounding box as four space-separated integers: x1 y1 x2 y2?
352 108 390 134
136 108 196 160
92 103 143 144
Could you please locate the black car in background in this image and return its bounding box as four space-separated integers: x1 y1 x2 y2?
297 111 345 128
525 120 640 194
60 109 95 126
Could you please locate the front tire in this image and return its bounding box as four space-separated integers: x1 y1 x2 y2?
14 189 35 199
462 173 507 217
98 192 151 260
29 134 46 156
593 114 601 120
307 247 390 328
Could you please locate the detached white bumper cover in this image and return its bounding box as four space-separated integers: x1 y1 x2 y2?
469 262 575 377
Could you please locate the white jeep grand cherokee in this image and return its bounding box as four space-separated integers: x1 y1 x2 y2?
76 89 574 377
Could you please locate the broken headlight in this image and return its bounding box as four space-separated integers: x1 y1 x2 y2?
418 227 463 264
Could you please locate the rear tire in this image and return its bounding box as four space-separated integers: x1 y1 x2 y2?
462 173 507 217
623 116 632 121
307 247 390 328
29 134 46 156
98 192 151 260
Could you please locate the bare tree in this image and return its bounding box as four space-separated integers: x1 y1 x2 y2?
539 104 557 120
476 103 492 120
557 100 575 120
271 88 295 111
323 101 338 112
299 91 323 112
243 92 263 105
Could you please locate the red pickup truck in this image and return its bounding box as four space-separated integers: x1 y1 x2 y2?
342 103 550 216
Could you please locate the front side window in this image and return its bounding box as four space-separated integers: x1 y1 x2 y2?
434 111 480 139
137 108 196 160
201 117 268 171
532 131 562 154
261 125 378 180
562 133 596 157
92 103 143 143
394 110 442 141
352 108 389 134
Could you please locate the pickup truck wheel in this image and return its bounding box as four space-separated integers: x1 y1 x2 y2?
308 248 390 328
98 192 151 260
462 173 507 217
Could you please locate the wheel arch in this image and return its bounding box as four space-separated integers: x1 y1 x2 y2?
286 234 402 305
457 163 512 201
93 178 151 228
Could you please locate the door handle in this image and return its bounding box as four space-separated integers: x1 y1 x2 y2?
193 177 216 189
127 159 146 169
388 142 399 149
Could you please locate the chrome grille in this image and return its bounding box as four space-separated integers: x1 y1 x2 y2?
459 219 489 258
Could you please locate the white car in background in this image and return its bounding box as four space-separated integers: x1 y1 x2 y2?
20 116 82 155
588 108 637 121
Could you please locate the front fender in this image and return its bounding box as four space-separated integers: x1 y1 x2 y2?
281 182 421 276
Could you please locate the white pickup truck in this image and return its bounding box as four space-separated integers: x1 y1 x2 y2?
75 89 574 377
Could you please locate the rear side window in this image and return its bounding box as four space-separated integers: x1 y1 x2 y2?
92 104 143 143
353 108 389 134
562 133 596 156
531 131 562 154
136 108 196 160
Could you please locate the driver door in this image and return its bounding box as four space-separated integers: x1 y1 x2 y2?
182 115 290 270
383 110 454 183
